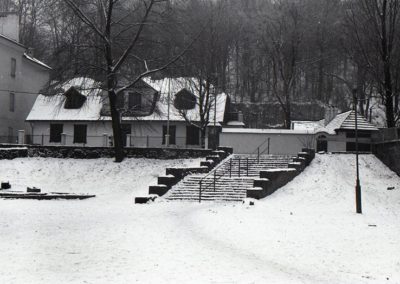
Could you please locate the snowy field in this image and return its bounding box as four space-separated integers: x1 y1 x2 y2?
0 154 399 284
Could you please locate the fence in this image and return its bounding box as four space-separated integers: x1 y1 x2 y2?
371 128 400 143
4 133 203 149
0 136 18 144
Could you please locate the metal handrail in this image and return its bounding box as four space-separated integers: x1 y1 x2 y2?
198 156 251 203
250 138 271 162
198 156 234 202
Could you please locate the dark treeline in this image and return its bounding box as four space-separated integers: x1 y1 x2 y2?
3 0 400 128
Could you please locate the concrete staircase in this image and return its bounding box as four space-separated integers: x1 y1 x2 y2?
165 175 254 202
164 154 294 202
216 155 294 177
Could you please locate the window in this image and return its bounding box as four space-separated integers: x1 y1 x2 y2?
162 125 176 145
9 93 15 112
346 131 371 138
174 89 196 110
121 124 131 147
8 127 13 143
10 58 16 77
50 124 63 143
64 87 87 109
128 92 142 110
186 125 200 145
73 124 87 144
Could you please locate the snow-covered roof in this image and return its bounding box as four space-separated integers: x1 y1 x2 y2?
23 53 52 70
142 77 227 123
26 77 103 121
316 110 378 134
27 77 228 123
222 128 314 134
0 34 51 70
291 120 324 131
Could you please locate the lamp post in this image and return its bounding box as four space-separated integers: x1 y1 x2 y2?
165 78 171 147
214 90 217 150
353 88 362 214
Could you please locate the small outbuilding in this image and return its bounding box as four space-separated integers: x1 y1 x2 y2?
315 110 379 152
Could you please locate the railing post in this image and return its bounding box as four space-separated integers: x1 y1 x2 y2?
199 181 202 203
41 134 44 145
214 171 216 192
246 157 249 177
268 138 270 154
238 158 241 178
229 158 232 178
257 147 260 163
146 135 149 147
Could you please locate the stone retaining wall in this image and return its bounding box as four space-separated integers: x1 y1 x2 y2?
247 148 315 199
373 141 400 176
0 148 28 159
0 145 213 160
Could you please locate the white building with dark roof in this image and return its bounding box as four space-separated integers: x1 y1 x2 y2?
0 12 51 143
315 110 379 152
220 109 379 155
26 77 230 148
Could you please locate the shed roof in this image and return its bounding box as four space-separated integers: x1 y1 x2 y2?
317 110 378 134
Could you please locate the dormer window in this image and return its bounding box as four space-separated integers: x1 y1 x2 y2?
129 92 142 110
64 87 87 109
174 88 196 110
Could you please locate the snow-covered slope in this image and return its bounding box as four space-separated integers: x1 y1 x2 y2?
0 155 399 284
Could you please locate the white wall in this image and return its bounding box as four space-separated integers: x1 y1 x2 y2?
31 120 202 148
0 37 50 139
220 130 315 155
325 131 373 152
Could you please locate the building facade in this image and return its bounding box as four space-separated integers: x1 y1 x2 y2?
26 77 230 148
0 12 51 143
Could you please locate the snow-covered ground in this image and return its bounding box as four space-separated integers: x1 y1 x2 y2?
0 154 399 284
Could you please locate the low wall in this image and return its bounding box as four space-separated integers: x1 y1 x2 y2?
0 148 28 159
0 145 213 160
220 129 314 155
247 148 315 199
373 141 400 176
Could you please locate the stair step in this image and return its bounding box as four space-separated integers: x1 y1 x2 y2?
163 154 293 202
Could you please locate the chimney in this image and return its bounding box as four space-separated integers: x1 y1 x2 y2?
324 106 338 126
0 12 19 42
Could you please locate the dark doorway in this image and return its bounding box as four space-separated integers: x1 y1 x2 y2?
186 126 200 145
316 135 327 152
121 124 131 147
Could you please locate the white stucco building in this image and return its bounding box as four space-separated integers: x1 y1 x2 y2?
0 12 51 143
26 77 230 148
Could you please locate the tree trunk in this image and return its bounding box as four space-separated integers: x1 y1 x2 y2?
284 108 291 129
108 90 125 162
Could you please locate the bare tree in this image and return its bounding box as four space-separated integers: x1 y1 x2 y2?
346 0 400 127
262 0 305 129
63 0 189 161
175 0 233 147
